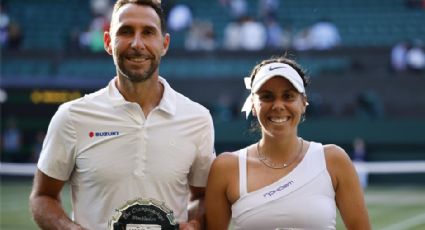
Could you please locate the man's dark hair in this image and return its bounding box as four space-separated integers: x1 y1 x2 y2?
113 0 167 35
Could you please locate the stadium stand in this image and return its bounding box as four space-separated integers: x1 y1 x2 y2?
4 0 425 50
6 0 92 50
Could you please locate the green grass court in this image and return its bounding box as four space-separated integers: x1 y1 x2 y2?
1 179 425 230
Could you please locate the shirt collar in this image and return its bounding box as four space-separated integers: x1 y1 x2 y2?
157 77 177 116
107 76 177 116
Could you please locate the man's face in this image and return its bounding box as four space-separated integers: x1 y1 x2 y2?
104 4 169 82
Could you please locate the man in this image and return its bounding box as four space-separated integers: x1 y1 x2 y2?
29 1 215 229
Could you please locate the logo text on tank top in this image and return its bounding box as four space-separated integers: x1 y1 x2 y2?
263 180 294 198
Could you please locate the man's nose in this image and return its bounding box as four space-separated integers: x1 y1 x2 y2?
131 34 145 50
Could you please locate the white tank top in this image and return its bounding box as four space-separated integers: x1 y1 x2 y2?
231 142 336 230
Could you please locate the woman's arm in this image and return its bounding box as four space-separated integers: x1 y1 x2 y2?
325 144 371 230
205 153 236 229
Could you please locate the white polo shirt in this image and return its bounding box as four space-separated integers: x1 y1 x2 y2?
38 77 215 230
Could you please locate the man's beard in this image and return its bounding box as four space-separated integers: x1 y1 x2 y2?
115 53 159 83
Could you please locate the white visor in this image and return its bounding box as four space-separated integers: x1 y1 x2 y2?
241 63 306 118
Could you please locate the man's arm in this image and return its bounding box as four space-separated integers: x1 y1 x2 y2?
179 185 206 230
29 169 86 230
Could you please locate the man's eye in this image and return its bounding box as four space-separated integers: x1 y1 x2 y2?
143 29 155 36
119 28 132 35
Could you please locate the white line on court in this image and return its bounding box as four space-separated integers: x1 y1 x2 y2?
379 212 425 230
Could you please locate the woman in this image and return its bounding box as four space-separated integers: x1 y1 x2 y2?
205 56 371 229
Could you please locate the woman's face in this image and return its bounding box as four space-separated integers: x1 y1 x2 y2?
252 76 307 138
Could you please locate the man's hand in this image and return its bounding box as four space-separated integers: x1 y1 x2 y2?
179 219 201 230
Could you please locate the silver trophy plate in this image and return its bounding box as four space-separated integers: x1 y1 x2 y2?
109 198 179 230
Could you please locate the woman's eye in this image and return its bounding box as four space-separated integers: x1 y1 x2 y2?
259 94 273 101
283 92 297 100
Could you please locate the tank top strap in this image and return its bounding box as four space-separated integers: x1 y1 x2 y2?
238 148 248 197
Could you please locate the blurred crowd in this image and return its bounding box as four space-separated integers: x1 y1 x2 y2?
0 1 22 50
391 39 425 74
1 0 424 55
3 0 423 59
62 0 343 52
